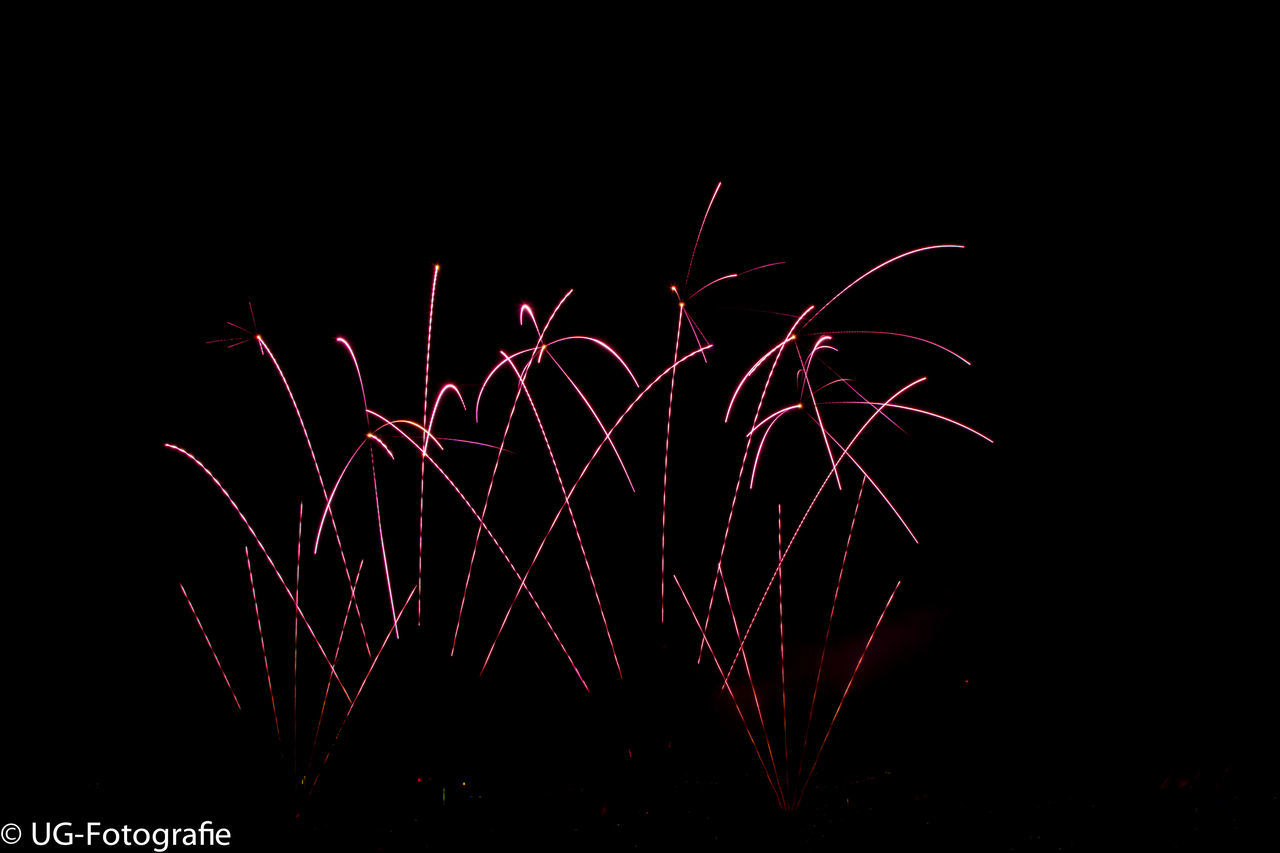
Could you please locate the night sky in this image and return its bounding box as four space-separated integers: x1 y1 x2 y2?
6 65 1273 850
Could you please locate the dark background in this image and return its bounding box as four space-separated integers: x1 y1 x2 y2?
6 57 1273 850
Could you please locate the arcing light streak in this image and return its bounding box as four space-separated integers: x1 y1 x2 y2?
799 336 842 491
719 378 928 686
544 350 634 491
805 245 965 328
815 329 971 365
817 401 994 444
165 444 350 703
777 503 789 802
419 264 440 625
481 345 714 669
684 181 721 288
259 336 366 660
700 309 812 663
478 351 622 680
454 292 571 657
746 403 803 438
687 260 787 300
179 583 240 710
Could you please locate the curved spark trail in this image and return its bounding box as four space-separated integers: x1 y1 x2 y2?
337 337 399 643
700 309 812 664
684 181 721 289
478 351 621 680
179 583 239 710
259 336 368 659
659 298 683 623
454 293 571 657
544 350 635 492
813 329 971 365
718 378 928 686
420 264 440 626
481 344 714 671
165 444 350 702
805 244 965 328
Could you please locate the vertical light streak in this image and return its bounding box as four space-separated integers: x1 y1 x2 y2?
799 336 842 491
453 292 570 656
419 264 440 627
179 583 240 710
165 444 350 702
479 353 621 679
804 245 965 327
659 298 683 622
370 452 397 639
260 336 368 659
778 503 788 805
245 547 281 743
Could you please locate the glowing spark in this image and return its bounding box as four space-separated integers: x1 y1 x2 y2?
366 432 394 459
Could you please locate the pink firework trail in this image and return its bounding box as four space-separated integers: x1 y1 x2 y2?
420 263 440 626
245 547 281 744
167 187 982 814
179 583 239 711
